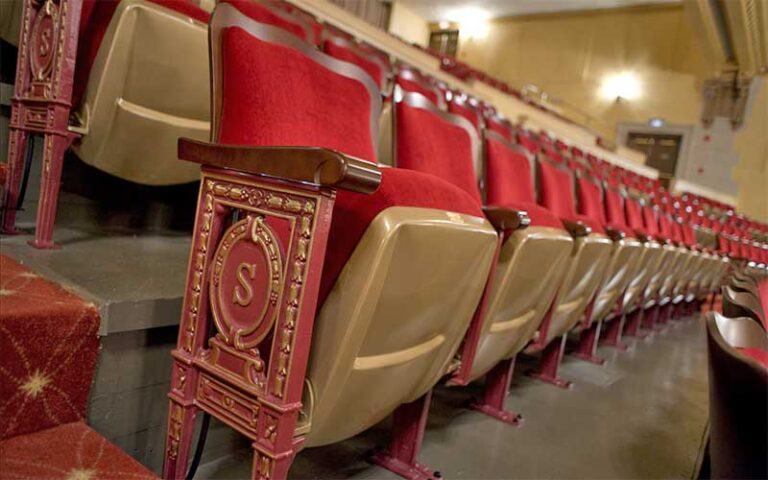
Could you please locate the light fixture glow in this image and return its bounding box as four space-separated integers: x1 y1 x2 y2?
600 71 642 101
450 8 490 40
438 20 451 30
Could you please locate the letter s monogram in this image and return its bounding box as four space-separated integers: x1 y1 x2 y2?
233 263 256 307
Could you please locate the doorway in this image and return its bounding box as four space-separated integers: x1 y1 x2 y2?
625 132 683 188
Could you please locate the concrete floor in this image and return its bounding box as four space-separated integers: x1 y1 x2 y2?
199 318 709 479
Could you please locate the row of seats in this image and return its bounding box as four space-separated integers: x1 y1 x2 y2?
153 0 768 478
705 269 767 479
62 1 768 478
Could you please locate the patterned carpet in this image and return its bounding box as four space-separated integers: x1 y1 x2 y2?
0 422 156 479
0 255 158 478
0 255 100 439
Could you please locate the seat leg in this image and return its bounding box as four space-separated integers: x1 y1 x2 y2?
470 357 523 425
1 128 29 234
162 399 199 480
601 314 629 351
28 134 72 249
527 335 573 389
642 305 659 331
251 438 302 480
572 321 606 364
657 304 672 326
370 391 440 480
623 309 647 339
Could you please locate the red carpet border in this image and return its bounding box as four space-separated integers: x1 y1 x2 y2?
0 421 156 479
0 255 100 439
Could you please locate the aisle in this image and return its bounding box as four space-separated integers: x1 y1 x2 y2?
200 317 709 479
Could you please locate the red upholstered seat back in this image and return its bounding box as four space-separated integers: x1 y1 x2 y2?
625 197 645 232
486 117 513 142
223 0 310 41
485 137 536 206
448 98 483 133
576 176 607 226
604 187 628 229
323 38 386 91
396 70 442 107
73 0 210 106
395 97 482 204
517 130 541 155
538 160 577 219
643 206 661 236
215 26 377 163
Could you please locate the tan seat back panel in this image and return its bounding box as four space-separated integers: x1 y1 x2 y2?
591 239 643 321
74 0 210 185
304 207 497 447
623 242 663 310
468 227 572 381
539 233 612 345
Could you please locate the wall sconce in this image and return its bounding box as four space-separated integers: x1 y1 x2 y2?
600 71 642 101
450 8 490 40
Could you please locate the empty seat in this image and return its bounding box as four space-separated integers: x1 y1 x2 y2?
463 129 573 388
524 145 612 385
164 5 498 478
395 67 444 108
705 312 768 479
573 169 643 325
73 0 211 185
73 0 317 185
323 35 391 93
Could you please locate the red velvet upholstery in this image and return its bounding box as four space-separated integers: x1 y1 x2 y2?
539 160 604 233
73 0 211 106
737 348 768 369
0 256 100 440
487 117 513 142
517 131 540 155
218 28 376 162
397 72 441 107
537 161 575 218
323 39 385 91
223 0 310 41
213 9 484 307
604 187 635 237
395 102 482 204
321 169 484 302
0 422 157 479
625 197 646 235
576 176 607 227
643 206 662 238
484 137 562 229
448 99 482 133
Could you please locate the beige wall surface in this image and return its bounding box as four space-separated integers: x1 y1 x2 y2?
455 4 766 220
388 1 430 47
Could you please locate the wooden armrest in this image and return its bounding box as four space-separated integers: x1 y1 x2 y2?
634 231 652 243
178 138 381 194
605 226 625 241
562 219 591 237
482 206 531 232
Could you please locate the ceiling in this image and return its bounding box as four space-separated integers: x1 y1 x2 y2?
397 0 682 22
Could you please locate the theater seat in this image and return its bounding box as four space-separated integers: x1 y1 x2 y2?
620 191 664 314
209 4 497 448
72 0 317 186
574 171 642 325
526 148 612 361
323 36 391 93
73 0 211 185
395 67 445 108
464 131 572 383
705 313 768 480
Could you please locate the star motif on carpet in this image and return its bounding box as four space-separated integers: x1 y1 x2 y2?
67 467 96 480
20 370 51 398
